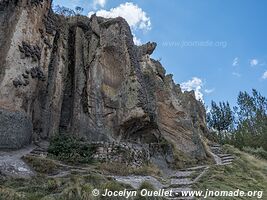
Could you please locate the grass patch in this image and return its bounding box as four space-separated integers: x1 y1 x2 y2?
0 166 164 200
0 172 111 200
0 187 25 200
0 175 62 200
96 162 131 176
0 166 168 200
100 180 130 191
242 146 267 160
22 155 62 175
193 145 267 200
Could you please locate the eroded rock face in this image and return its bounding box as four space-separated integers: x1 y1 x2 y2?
0 0 208 164
0 108 32 149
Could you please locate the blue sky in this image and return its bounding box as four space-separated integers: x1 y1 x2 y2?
53 0 267 107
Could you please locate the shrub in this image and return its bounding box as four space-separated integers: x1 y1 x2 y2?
48 134 96 164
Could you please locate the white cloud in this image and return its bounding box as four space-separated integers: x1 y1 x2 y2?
250 59 258 67
133 34 142 45
262 71 267 79
181 77 204 101
232 72 241 77
93 0 107 8
204 88 215 94
88 2 151 31
232 57 239 66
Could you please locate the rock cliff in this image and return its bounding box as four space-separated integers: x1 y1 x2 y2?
0 0 209 165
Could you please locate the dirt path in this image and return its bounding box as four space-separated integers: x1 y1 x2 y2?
0 142 234 199
0 141 52 178
0 145 36 178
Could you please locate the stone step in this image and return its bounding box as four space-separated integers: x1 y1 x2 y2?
183 165 207 171
221 156 235 160
211 149 222 152
217 154 232 158
169 178 193 186
211 150 223 154
211 151 222 154
221 158 234 163
169 171 196 178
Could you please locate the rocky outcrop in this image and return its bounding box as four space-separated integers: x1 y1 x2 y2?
0 0 209 166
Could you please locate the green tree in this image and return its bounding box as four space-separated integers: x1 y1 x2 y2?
207 100 234 143
234 89 267 150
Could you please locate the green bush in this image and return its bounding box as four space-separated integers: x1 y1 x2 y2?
48 134 96 164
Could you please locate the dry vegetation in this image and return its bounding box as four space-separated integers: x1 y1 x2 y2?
193 145 267 200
